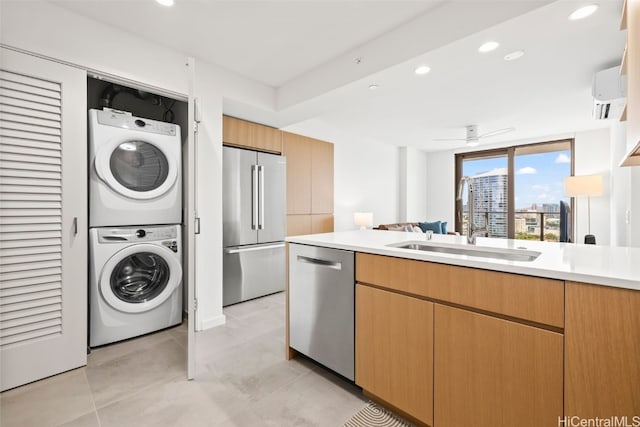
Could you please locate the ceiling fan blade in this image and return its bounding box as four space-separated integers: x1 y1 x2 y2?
433 137 468 142
478 127 515 139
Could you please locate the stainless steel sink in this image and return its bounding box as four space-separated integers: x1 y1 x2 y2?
388 241 541 262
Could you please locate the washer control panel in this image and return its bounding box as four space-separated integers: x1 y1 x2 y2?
98 225 178 243
95 108 179 137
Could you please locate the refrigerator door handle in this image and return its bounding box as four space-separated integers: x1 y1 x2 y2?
258 165 265 230
251 164 258 230
225 243 285 254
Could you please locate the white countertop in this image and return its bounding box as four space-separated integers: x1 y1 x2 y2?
286 230 640 291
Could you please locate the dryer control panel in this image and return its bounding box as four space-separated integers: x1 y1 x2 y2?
97 225 178 243
95 108 179 137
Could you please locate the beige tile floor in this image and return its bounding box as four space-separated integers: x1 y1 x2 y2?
0 292 366 427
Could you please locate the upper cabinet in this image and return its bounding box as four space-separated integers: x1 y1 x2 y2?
282 132 312 215
222 115 282 154
621 0 640 166
311 139 334 214
282 131 334 235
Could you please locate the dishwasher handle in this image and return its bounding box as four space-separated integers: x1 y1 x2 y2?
296 255 342 270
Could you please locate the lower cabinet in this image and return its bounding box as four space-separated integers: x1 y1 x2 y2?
356 284 433 425
565 282 640 418
434 305 564 427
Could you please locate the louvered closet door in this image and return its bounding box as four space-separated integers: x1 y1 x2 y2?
0 48 87 391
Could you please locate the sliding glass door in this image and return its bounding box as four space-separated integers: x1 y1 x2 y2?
455 140 574 242
458 152 509 238
513 142 573 242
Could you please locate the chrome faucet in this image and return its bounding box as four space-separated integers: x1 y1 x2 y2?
457 176 487 245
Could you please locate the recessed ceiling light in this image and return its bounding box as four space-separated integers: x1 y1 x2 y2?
368 84 379 90
156 0 174 6
478 41 499 53
414 65 431 75
504 50 525 61
569 4 598 20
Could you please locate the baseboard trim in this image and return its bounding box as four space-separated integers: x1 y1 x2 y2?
198 313 226 331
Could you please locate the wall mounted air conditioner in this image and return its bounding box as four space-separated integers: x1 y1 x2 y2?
592 65 627 120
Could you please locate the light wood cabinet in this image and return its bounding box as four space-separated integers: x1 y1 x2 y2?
311 140 333 214
222 115 282 154
223 115 251 147
354 252 566 426
282 131 334 235
282 132 312 215
356 253 564 328
311 214 334 234
252 122 281 153
620 0 640 165
286 214 311 236
356 284 433 426
434 305 563 427
565 281 640 418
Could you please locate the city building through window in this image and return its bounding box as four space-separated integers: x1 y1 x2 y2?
455 139 574 242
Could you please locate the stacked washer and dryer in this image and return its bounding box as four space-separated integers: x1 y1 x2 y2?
88 108 183 347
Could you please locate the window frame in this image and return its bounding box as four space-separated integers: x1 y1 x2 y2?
454 139 575 241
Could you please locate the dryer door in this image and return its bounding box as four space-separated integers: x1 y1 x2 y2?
95 136 178 200
100 243 182 313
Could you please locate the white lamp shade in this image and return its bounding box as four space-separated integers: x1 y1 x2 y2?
564 175 603 197
354 212 373 229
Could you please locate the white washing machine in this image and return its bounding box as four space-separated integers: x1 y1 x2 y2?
89 225 182 347
89 108 182 227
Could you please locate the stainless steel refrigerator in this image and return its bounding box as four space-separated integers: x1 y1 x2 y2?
223 146 286 306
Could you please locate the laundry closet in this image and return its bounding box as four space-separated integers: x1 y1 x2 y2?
0 47 196 391
86 77 189 347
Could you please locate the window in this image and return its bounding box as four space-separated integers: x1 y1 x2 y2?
455 140 574 242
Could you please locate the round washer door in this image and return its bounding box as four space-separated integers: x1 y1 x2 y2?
99 243 182 313
95 135 178 200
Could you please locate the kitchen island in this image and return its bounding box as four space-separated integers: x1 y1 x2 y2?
285 230 640 427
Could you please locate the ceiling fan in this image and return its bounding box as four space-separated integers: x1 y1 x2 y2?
434 125 515 147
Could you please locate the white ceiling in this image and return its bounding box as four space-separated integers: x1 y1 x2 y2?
52 0 626 152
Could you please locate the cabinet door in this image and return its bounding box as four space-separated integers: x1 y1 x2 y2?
565 282 640 418
311 214 333 234
282 132 311 214
286 214 311 236
356 284 433 425
252 123 282 154
222 115 251 147
434 305 563 427
311 139 333 214
0 48 87 391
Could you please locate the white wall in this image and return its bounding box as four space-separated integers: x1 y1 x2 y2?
425 150 456 228
574 129 611 245
0 1 276 330
283 120 400 230
609 123 631 246
399 147 429 222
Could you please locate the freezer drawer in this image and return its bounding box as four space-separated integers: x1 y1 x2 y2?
289 243 355 381
223 242 285 306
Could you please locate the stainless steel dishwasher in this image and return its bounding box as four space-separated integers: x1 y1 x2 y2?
289 243 355 381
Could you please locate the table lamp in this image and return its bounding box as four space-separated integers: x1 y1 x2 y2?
354 212 373 230
564 175 602 244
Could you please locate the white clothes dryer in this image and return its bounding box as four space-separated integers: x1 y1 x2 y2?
89 225 182 347
89 108 182 227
